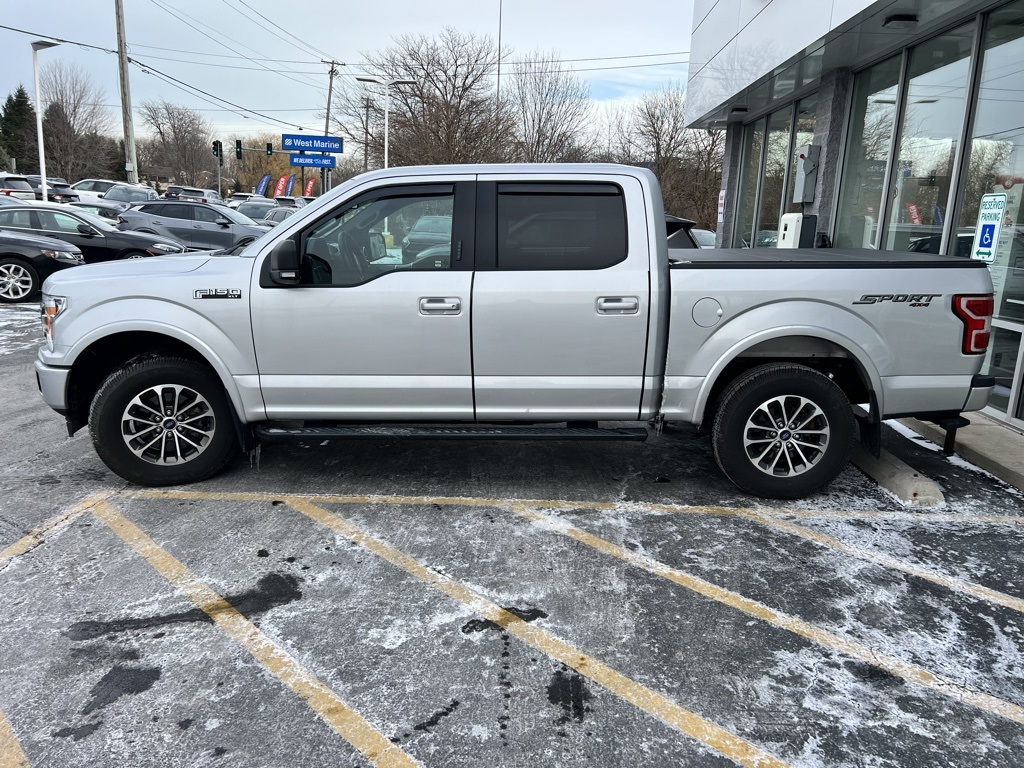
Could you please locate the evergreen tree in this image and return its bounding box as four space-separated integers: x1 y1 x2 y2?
0 86 39 174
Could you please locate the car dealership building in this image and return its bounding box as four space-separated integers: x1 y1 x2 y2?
687 0 1024 428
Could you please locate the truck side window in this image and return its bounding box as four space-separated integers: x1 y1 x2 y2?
496 186 627 270
301 193 454 286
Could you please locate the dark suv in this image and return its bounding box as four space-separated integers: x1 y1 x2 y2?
25 176 81 203
118 201 271 250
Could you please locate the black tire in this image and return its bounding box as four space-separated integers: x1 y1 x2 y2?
711 363 854 499
89 356 237 486
0 257 40 303
121 250 148 260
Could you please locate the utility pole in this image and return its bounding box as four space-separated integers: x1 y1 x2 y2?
321 59 342 193
363 96 370 173
115 0 139 184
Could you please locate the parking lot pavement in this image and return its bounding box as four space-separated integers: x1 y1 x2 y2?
3 303 1024 766
3 485 1024 767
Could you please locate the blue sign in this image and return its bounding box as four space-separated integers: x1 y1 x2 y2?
281 134 342 153
289 155 336 169
980 223 996 248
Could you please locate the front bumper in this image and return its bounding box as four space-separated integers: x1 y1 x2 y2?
35 358 71 412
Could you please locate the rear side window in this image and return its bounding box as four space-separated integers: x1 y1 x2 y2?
496 184 626 270
0 178 33 192
0 210 33 228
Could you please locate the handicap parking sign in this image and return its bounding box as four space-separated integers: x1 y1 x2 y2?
980 223 995 248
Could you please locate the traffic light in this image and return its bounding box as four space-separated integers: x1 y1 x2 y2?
266 142 273 156
212 140 221 157
235 139 243 160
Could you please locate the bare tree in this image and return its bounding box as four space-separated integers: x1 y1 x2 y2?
139 100 212 186
38 60 112 180
333 28 514 167
507 51 592 162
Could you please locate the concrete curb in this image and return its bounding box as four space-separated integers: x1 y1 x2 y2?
901 416 1024 494
851 445 945 507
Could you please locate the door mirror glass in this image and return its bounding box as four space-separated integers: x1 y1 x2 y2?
76 223 95 236
215 218 231 227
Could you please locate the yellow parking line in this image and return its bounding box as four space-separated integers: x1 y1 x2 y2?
509 503 1024 726
125 489 1024 526
738 510 1024 617
285 497 789 768
0 708 29 768
90 501 418 768
0 491 110 569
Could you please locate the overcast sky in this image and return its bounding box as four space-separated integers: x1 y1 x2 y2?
1 0 694 141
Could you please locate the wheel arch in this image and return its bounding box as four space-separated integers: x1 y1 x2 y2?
695 330 881 428
64 328 247 437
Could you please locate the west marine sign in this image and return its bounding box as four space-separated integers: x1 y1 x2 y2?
281 134 343 153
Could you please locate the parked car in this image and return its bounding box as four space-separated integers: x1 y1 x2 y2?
261 207 298 226
177 187 224 205
70 179 119 201
117 201 271 250
0 203 184 263
70 199 129 221
665 214 699 250
401 214 452 261
25 176 80 203
227 192 259 208
0 194 32 207
162 185 186 200
691 228 717 248
102 184 159 205
301 195 317 205
236 200 277 220
0 229 83 302
274 196 306 208
0 174 38 201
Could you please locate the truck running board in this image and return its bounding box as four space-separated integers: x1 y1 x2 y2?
254 424 649 441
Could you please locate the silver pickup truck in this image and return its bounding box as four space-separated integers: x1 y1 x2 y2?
35 164 995 498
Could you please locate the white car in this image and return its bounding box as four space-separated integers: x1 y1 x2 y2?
69 179 120 202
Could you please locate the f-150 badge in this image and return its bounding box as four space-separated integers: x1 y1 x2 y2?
194 289 242 299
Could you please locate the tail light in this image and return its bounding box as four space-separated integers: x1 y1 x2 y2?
952 294 994 355
117 215 126 224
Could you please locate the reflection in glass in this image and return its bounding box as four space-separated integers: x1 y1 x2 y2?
983 326 1021 415
883 22 976 252
755 105 794 248
834 56 901 248
958 0 1024 325
786 94 819 214
733 119 765 247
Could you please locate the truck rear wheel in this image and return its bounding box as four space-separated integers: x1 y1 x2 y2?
712 363 854 499
89 356 237 486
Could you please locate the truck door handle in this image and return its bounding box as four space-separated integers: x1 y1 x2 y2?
597 296 639 314
419 297 461 315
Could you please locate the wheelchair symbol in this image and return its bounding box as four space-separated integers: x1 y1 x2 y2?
980 224 995 247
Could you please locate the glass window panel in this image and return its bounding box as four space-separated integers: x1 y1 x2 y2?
733 118 765 247
835 56 902 248
983 326 1021 415
755 104 794 248
958 1 1024 325
786 94 819 214
884 22 976 252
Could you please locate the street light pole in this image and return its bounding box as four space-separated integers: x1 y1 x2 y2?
357 77 415 169
31 40 59 202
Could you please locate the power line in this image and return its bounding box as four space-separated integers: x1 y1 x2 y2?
227 0 337 62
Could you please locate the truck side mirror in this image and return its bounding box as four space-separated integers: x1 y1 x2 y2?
269 240 301 285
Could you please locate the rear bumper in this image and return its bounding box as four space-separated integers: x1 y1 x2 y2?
964 374 996 412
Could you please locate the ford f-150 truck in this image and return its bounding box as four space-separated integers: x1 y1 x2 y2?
34 164 995 498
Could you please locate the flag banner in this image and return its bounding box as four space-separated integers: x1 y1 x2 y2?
284 175 296 196
254 174 272 196
304 177 316 196
273 175 289 198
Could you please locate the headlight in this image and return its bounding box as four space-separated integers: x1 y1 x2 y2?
148 242 181 253
40 294 68 351
41 249 84 264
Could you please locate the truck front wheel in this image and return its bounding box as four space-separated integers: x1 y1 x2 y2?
89 356 237 486
711 363 854 499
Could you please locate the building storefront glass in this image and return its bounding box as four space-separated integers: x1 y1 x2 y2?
883 22 976 253
755 105 795 247
734 120 765 248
